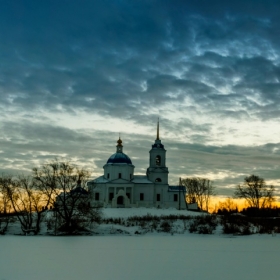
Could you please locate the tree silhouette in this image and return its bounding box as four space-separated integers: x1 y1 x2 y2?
234 174 275 209
181 177 215 212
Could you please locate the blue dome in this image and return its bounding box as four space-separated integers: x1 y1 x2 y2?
107 152 132 164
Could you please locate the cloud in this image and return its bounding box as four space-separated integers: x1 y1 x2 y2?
1 119 280 197
1 0 280 198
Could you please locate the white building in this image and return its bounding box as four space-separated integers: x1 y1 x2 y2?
87 122 190 209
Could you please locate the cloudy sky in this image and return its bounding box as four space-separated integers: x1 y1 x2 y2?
1 0 280 200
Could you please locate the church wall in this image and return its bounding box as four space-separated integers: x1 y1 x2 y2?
90 181 187 209
133 183 155 207
153 185 187 210
103 164 134 181
90 182 136 207
88 183 105 206
147 171 168 184
163 191 187 209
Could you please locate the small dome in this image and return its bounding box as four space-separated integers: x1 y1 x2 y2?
117 137 122 146
107 152 132 164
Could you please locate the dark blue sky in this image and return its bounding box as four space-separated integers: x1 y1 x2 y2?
1 0 280 200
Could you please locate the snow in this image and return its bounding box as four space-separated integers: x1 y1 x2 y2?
90 175 108 183
102 207 202 218
0 235 279 280
1 208 279 280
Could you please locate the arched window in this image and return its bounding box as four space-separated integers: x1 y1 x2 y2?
155 178 162 182
155 155 161 166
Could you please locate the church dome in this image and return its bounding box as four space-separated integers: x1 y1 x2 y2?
107 152 132 164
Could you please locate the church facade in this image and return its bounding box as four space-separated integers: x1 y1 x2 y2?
87 122 189 209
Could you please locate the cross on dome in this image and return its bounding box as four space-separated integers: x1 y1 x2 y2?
116 136 123 153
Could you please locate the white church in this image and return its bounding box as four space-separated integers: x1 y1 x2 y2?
87 122 192 210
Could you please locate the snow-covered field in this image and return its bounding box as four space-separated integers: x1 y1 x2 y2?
0 235 279 280
1 208 279 280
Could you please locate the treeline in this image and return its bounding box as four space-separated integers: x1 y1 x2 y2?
182 174 278 215
0 159 101 235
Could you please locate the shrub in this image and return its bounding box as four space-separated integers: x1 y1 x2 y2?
160 221 172 232
188 215 217 234
220 215 253 235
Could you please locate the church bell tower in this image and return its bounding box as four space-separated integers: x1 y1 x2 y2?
146 120 169 184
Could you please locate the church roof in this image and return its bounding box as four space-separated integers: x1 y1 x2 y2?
152 142 164 149
107 152 132 164
70 186 89 195
132 175 153 184
90 176 109 183
68 180 89 195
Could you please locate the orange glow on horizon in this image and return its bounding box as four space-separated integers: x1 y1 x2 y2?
208 196 280 213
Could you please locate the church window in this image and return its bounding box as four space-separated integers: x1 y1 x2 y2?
109 193 114 201
155 178 162 182
107 173 110 179
130 174 132 179
174 194 178 202
126 193 130 199
157 194 160 201
156 155 161 166
140 193 144 201
119 173 122 178
95 192 100 201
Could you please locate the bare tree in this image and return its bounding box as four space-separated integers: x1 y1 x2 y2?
33 159 101 234
0 175 13 213
0 175 13 234
234 174 275 209
181 177 215 212
4 175 47 235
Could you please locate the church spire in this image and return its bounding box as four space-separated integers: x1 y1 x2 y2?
156 118 160 140
147 119 168 184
